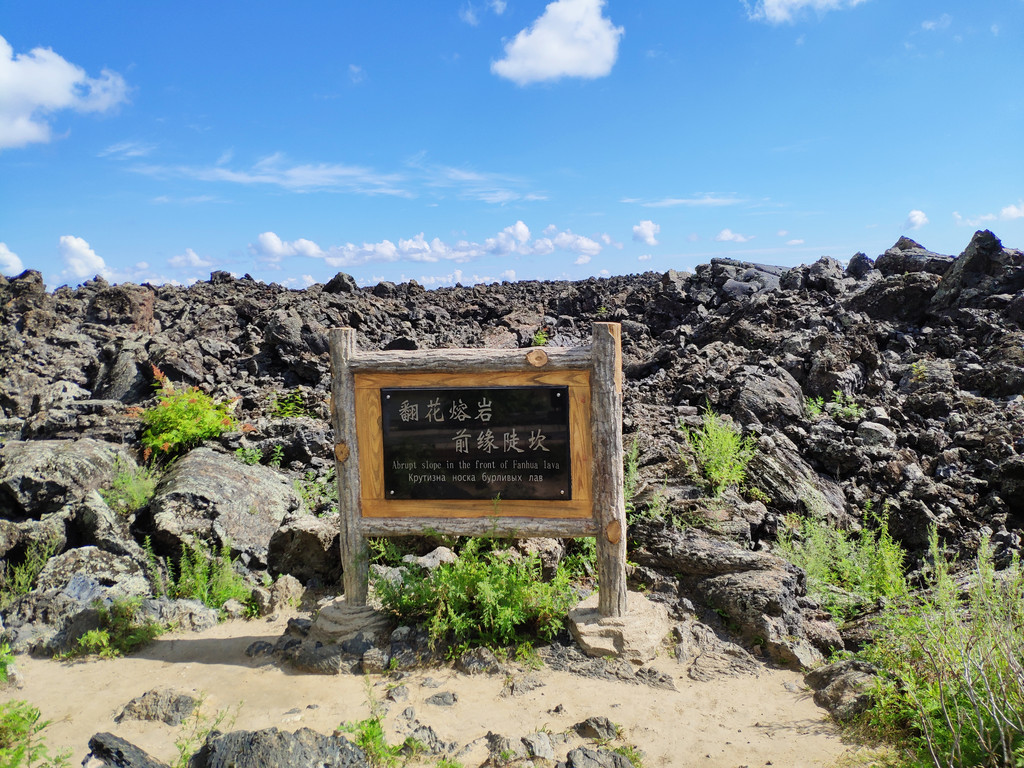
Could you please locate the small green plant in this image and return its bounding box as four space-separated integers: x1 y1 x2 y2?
270 390 310 419
830 390 865 421
434 759 464 768
147 538 253 614
681 405 756 497
0 536 61 609
561 536 597 582
630 483 669 523
742 485 772 505
776 503 906 621
68 597 165 658
373 537 576 655
172 697 237 768
367 537 410 566
531 328 550 347
613 743 645 768
804 395 825 418
99 458 160 515
910 360 928 384
267 444 285 469
139 365 235 458
860 532 1024 768
294 466 338 514
0 700 71 767
234 446 263 465
0 640 14 684
341 716 402 768
596 305 609 316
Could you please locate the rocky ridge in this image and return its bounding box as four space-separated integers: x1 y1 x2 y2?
2 229 1024 761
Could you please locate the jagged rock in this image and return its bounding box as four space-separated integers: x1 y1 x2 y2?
189 727 369 768
2 546 152 655
932 230 1024 310
267 511 340 584
565 746 634 768
144 447 301 567
115 688 198 725
574 715 619 741
85 732 170 768
138 597 219 632
0 438 133 518
875 237 954 276
804 659 880 721
672 619 760 681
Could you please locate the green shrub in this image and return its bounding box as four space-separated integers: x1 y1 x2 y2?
0 536 61 609
270 390 310 419
99 459 160 515
623 439 641 518
681 405 756 497
0 641 13 684
294 467 338 515
861 533 1024 768
776 504 906 621
830 390 865 421
234 446 263 465
139 365 235 457
0 700 70 767
68 597 165 659
373 538 576 655
147 538 253 614
531 328 549 347
805 395 825 418
171 698 236 768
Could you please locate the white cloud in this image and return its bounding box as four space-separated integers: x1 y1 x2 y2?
553 230 602 256
252 232 324 264
491 0 624 86
59 235 109 279
491 0 507 13
250 221 607 269
777 229 789 237
715 228 754 243
168 247 212 269
744 0 869 24
348 64 365 84
628 194 744 208
460 5 480 25
904 209 929 230
134 152 409 196
638 254 652 262
0 34 128 150
953 211 997 227
1000 202 1024 220
786 238 805 245
574 254 591 265
922 13 952 31
632 219 660 246
98 140 155 158
0 242 24 275
991 24 1000 36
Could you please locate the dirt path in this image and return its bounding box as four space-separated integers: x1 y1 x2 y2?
12 613 862 767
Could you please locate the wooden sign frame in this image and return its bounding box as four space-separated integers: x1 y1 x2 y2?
329 322 627 617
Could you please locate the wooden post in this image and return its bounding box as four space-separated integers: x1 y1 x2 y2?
591 322 627 617
329 327 369 605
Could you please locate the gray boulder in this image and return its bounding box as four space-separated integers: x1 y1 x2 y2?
267 511 340 584
2 546 151 654
804 659 880 721
874 236 954 276
189 727 369 768
85 732 170 768
115 687 199 726
145 447 301 567
0 438 133 518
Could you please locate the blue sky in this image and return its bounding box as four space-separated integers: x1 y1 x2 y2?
1 0 1022 289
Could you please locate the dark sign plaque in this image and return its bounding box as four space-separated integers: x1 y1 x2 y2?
381 386 571 501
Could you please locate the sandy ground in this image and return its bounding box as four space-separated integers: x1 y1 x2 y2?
10 613 866 767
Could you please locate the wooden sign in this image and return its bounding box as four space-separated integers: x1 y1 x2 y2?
330 323 627 618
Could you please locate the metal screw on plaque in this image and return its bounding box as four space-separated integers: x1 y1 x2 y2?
560 490 565 495
386 394 391 400
389 490 395 495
